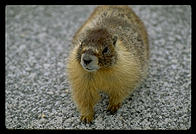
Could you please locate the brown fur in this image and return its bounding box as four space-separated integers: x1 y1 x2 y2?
67 5 149 123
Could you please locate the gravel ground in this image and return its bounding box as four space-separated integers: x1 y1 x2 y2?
5 5 191 129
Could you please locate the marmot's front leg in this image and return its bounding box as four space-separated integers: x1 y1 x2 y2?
107 88 129 114
107 96 123 114
72 87 100 123
80 106 94 123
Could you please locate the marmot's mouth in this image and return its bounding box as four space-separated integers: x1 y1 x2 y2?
86 68 93 70
83 67 98 72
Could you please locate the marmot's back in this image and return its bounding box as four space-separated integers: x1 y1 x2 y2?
73 5 149 72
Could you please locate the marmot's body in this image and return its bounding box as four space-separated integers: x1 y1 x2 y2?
67 5 149 123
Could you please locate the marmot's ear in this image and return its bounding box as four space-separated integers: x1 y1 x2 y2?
112 35 118 46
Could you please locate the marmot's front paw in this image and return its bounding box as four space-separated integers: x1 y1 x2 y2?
80 114 94 123
107 103 121 114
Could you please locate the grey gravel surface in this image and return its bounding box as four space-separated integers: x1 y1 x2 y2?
6 5 191 129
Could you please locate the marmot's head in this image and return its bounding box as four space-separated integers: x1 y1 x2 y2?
76 28 118 72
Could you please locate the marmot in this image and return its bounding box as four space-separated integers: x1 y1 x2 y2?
67 5 149 123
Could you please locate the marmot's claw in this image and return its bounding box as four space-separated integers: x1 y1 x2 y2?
107 103 121 114
80 114 94 123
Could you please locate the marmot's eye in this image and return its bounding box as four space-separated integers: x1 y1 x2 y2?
102 47 109 54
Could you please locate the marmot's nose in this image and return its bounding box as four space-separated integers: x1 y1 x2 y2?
83 58 92 65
